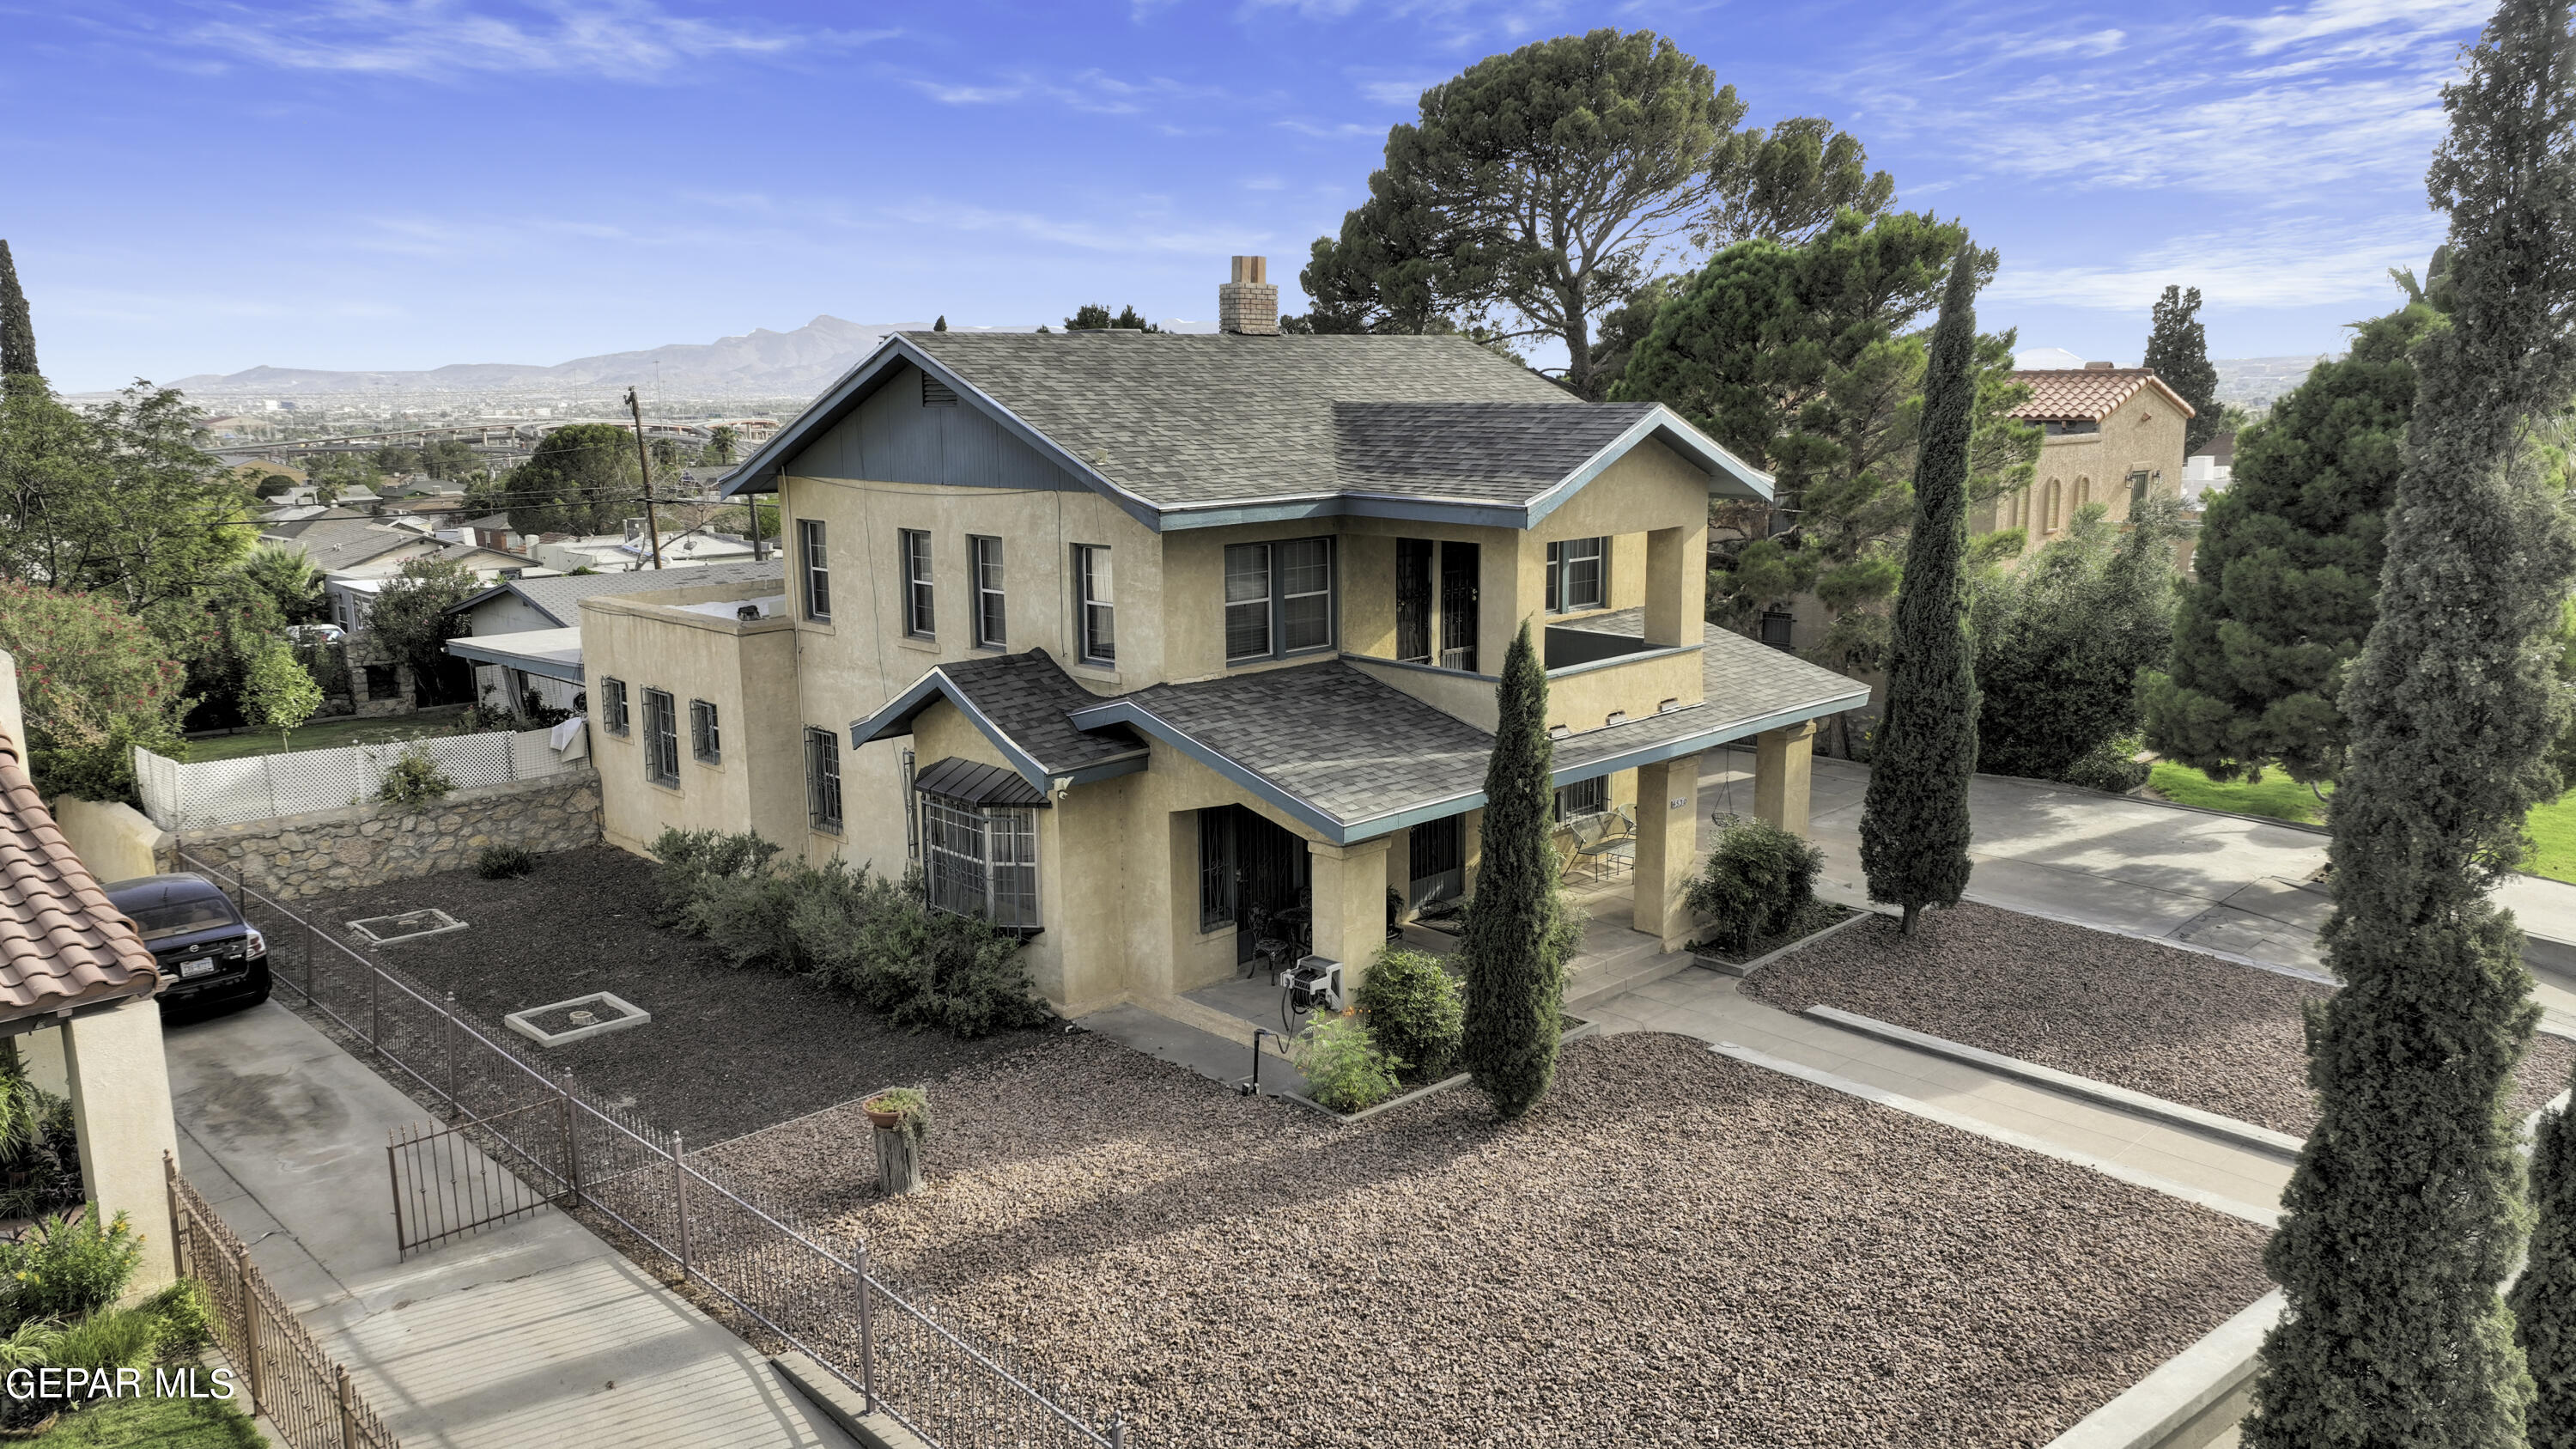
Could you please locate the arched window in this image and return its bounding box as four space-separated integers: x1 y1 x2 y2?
2075 476 2092 513
2044 478 2063 533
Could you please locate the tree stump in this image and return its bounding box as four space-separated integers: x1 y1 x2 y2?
873 1126 923 1196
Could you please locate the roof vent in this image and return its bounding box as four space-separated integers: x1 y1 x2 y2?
920 373 959 406
2083 360 2116 370
1218 256 1279 337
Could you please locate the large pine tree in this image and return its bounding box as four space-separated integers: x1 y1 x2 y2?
0 240 36 380
2247 3 2576 1445
2143 284 2222 456
1462 621 1564 1117
1858 244 1981 934
2140 302 2443 787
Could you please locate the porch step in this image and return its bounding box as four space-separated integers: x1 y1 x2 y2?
1133 993 1261 1049
1564 942 1694 1016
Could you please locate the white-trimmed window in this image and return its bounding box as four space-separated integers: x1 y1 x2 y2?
1074 545 1115 665
971 535 1006 648
1546 536 1607 612
799 519 830 620
1224 538 1335 664
690 698 720 764
901 529 934 637
922 795 1040 928
805 728 842 832
601 678 629 736
643 689 680 787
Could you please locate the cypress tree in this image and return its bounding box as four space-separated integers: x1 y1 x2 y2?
2140 302 2442 788
2518 1097 2576 1448
2247 3 2576 1446
2143 284 2222 456
0 240 34 380
1858 243 1980 934
1462 619 1564 1117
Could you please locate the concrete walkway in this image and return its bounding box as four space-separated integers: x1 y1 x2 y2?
163 1001 854 1449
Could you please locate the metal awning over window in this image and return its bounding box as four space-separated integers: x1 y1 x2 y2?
911 756 1048 808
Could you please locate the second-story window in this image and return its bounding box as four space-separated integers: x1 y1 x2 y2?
798 519 830 620
1224 539 1335 664
601 678 630 735
690 698 720 764
901 528 935 637
971 536 1006 648
1546 537 1607 612
1074 545 1115 665
643 689 680 786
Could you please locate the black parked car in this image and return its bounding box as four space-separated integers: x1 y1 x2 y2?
102 874 270 1017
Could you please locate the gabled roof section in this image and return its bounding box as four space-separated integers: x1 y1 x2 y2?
0 730 159 1023
850 648 1146 793
450 559 786 626
2008 368 2196 423
725 331 1766 530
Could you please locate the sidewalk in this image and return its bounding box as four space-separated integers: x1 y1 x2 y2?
162 1001 855 1449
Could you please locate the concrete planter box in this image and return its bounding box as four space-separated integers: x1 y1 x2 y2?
506 991 652 1047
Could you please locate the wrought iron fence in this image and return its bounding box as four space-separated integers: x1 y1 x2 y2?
180 848 1127 1449
166 1157 402 1449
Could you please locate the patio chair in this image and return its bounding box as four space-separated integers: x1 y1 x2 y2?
1564 814 1616 882
1549 823 1583 881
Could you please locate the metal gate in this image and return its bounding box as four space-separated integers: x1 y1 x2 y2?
387 1100 564 1257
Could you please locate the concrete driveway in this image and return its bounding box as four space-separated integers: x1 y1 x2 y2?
162 1001 854 1449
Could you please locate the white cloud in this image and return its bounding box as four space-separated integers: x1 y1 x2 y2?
1989 217 2446 311
903 66 1218 117
167 0 889 82
878 200 1266 258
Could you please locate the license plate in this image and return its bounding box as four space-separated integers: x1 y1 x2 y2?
179 959 217 978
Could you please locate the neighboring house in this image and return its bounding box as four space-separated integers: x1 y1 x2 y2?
579 257 1867 1017
0 661 180 1292
444 560 786 716
2183 430 2236 503
1977 362 2194 556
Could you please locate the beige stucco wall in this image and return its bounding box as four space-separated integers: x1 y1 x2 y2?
583 593 805 857
1988 387 2190 555
64 997 180 1295
51 797 176 886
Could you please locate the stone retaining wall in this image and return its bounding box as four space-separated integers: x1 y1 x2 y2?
184 770 600 899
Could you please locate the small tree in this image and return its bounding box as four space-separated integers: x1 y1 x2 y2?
364 558 477 698
1461 621 1565 1117
0 239 36 379
1860 244 1983 933
0 583 188 803
242 641 321 752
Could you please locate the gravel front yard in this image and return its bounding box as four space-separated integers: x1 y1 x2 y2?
706 1031 2270 1448
1744 902 2576 1137
291 846 1046 1142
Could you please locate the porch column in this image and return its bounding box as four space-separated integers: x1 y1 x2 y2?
63 997 181 1295
1634 754 1702 951
1307 836 1394 994
1753 720 1819 837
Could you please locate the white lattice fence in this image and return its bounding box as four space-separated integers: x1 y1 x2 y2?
135 728 579 830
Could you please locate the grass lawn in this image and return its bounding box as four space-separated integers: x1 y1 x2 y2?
28 1392 262 1447
181 706 471 763
2151 760 2576 885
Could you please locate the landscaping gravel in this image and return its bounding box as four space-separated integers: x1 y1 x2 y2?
289 846 1044 1142
706 1030 2271 1448
1744 901 2576 1137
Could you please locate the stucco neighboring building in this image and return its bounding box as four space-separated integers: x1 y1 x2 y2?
1978 362 2195 556
579 258 1868 1018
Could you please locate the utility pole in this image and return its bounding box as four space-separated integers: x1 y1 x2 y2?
624 387 665 569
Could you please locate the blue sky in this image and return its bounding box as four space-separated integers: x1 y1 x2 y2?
5 0 2487 393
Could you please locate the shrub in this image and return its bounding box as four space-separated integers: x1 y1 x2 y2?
143 1279 215 1355
43 1304 161 1373
374 746 453 808
836 873 1053 1038
473 845 533 880
0 1210 142 1330
2056 735 2151 795
863 1087 931 1142
0 1069 82 1221
1354 947 1465 1086
647 828 780 928
1292 1013 1402 1114
1686 818 1825 955
690 866 823 973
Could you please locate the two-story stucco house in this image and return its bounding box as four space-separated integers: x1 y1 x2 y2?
1978 362 2195 554
578 258 1867 1015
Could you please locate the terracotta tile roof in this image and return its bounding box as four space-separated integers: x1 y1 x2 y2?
2007 368 2197 423
0 731 160 1022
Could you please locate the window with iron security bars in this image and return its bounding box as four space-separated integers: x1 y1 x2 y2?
923 796 1039 928
602 678 630 735
690 698 720 764
644 690 680 787
805 728 843 832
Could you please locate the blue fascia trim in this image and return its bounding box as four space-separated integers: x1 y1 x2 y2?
1062 700 1352 842
443 638 584 685
848 667 1055 795
1545 691 1872 783
1542 642 1702 681
1060 755 1150 787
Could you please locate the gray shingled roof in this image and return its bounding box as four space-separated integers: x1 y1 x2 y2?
1334 403 1656 505
935 649 1145 775
459 559 786 626
905 332 1577 510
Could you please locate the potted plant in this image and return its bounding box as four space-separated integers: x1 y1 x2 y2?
860 1087 931 1196
862 1087 927 1135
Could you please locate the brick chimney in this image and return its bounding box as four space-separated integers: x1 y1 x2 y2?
1218 256 1279 336
2084 360 2116 370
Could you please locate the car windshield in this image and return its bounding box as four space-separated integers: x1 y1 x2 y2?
122 892 236 942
